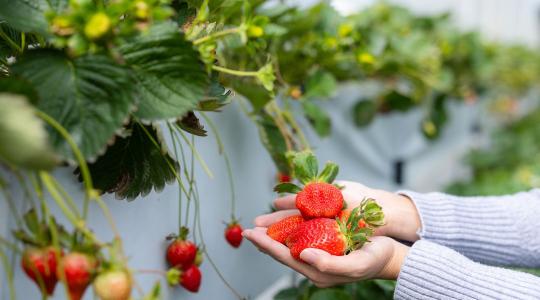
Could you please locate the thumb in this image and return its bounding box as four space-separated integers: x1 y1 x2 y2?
299 248 330 265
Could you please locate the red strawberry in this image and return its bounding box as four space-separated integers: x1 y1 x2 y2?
296 182 343 219
93 269 132 300
277 172 292 183
274 151 343 218
286 218 347 260
286 200 384 261
21 247 61 295
267 215 305 244
225 223 243 248
166 239 197 270
57 252 97 300
338 209 366 228
179 265 202 292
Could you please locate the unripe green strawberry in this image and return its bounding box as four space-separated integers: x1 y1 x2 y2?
267 215 305 244
93 269 132 300
296 182 343 219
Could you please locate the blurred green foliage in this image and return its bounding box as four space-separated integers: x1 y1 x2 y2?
274 278 395 300
448 108 540 196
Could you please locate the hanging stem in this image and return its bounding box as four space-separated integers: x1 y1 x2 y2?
136 121 190 199
212 65 259 77
167 125 183 231
192 27 244 45
200 112 237 219
35 110 93 220
173 124 214 179
93 197 122 240
0 249 16 300
39 172 104 247
282 109 311 151
189 136 199 242
48 175 81 219
9 168 38 211
0 237 21 254
265 101 294 151
192 185 244 300
172 128 194 229
0 186 24 229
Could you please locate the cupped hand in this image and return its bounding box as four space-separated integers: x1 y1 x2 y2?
255 181 421 242
243 180 418 286
242 227 408 286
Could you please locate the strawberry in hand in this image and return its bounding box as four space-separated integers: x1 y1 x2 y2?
274 151 343 219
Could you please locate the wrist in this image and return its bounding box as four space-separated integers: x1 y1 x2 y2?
379 240 409 280
372 189 421 242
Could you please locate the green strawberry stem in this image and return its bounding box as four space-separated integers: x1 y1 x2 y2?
201 113 238 221
0 249 16 300
338 198 385 253
35 110 92 220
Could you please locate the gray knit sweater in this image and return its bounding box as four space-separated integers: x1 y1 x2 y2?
394 190 540 299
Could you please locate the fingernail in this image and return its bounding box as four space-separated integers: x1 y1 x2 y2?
299 249 317 263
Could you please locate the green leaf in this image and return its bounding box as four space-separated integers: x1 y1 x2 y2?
22 209 40 236
256 63 276 92
310 289 351 300
273 287 299 300
352 100 377 127
231 78 273 110
361 198 385 227
177 111 207 136
0 0 49 35
11 50 133 161
382 91 415 112
318 162 339 183
80 123 180 200
0 77 39 104
292 151 318 184
120 22 208 120
0 93 57 169
304 70 337 99
303 101 331 137
197 76 231 111
273 182 301 194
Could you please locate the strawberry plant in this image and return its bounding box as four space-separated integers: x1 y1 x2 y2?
0 0 539 299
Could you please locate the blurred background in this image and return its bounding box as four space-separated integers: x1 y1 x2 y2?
2 0 540 299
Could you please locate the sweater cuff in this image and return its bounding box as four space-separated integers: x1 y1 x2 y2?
394 240 540 300
396 190 529 266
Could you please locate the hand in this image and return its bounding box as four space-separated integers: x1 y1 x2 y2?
242 180 418 287
256 181 421 242
242 228 409 287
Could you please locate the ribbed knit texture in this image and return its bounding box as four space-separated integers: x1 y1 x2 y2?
394 240 540 300
398 189 540 267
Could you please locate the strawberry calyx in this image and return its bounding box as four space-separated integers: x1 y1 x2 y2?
273 151 339 194
336 198 385 253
